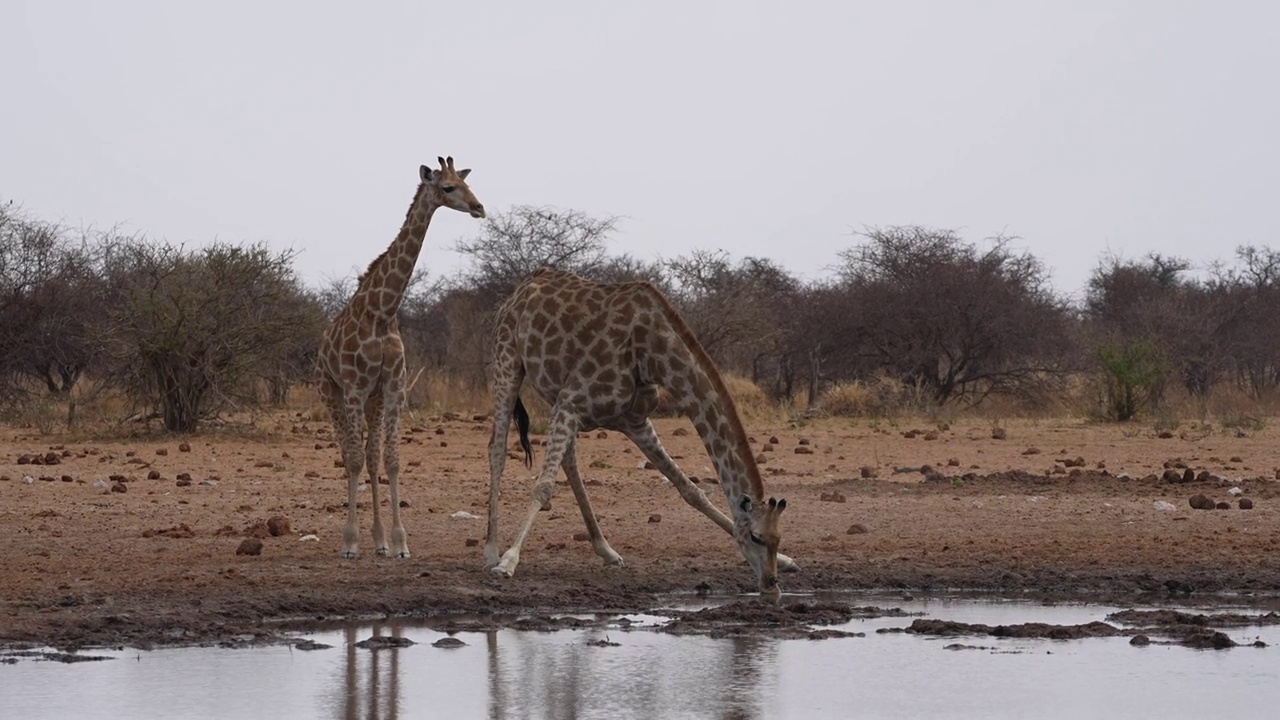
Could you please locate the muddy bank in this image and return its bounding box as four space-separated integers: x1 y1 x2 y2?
5 416 1280 650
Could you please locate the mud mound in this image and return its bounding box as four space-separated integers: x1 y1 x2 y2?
1107 609 1280 629
663 601 861 639
900 618 1123 640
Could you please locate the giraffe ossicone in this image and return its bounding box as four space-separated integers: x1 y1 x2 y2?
484 268 797 601
315 157 485 559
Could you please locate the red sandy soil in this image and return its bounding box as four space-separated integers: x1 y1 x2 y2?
3 413 1279 650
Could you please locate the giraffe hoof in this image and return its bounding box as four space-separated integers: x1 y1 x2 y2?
375 547 391 558
490 564 515 578
340 551 358 560
395 550 411 559
778 553 801 573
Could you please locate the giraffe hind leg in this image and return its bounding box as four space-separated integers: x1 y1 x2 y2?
562 437 623 566
320 375 364 559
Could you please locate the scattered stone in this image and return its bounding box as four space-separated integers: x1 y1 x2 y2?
946 458 960 467
178 442 191 452
253 460 274 468
573 532 590 542
991 427 1007 440
266 516 292 537
147 470 161 480
1156 430 1175 439
846 523 868 534
755 453 768 464
860 466 877 478
1228 486 1243 496
199 479 217 487
768 436 780 445
1239 498 1254 510
439 441 448 448
299 534 319 542
794 446 814 455
1215 501 1231 510
923 432 939 441
464 538 479 547
1183 468 1196 483
17 454 32 465
432 637 466 648
293 640 332 651
648 514 661 523
60 475 73 483
1130 634 1151 646
798 438 811 446
399 499 411 508
1162 469 1185 484
819 491 847 503
1021 447 1041 456
175 472 193 487
1230 455 1244 463
155 448 168 456
1181 630 1236 649
595 431 608 439
1152 500 1177 511
1189 494 1215 510
434 427 445 435
235 538 264 556
762 444 774 452
110 482 127 493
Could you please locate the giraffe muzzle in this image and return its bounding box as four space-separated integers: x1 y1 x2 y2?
470 204 486 219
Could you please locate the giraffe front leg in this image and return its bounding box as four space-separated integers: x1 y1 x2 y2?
364 398 389 556
562 438 623 567
382 392 410 559
485 360 524 570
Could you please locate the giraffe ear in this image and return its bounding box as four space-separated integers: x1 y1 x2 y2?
457 168 472 180
419 165 432 182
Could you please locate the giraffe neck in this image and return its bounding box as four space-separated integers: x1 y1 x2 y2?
354 183 438 320
681 367 763 509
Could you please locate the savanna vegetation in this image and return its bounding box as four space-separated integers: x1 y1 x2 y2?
3 199 1279 434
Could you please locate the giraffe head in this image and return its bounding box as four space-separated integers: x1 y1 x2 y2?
420 156 486 218
735 495 788 601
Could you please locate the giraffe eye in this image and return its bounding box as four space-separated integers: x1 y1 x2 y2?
442 186 457 193
749 533 765 546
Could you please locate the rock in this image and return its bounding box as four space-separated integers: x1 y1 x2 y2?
110 482 127 493
846 523 869 534
399 499 411 508
1230 455 1244 463
798 438 811 446
434 427 445 435
768 436 780 445
432 637 467 648
175 472 193 487
266 516 292 537
923 432 939 441
1162 469 1184 484
464 538 479 547
1215 501 1231 510
1189 494 1214 510
1228 486 1243 496
573 532 590 542
762 444 774 452
755 453 768 464
1182 468 1196 483
1239 498 1254 510
819 491 847 503
672 427 689 437
946 458 960 467
991 427 1007 440
299 534 319 542
60 475 74 483
1157 430 1175 439
235 538 263 556
794 446 814 455
156 448 168 456
147 470 161 480
648 514 661 523
596 431 608 439
355 636 415 649
1021 447 1041 456
17 454 32 465
450 510 479 520
860 466 877 478
1130 634 1151 646
1152 500 1177 511
178 442 191 452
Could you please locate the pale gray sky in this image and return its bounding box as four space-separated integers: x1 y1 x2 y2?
4 1 1277 298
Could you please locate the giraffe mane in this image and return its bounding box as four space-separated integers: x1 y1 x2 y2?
640 282 766 500
355 181 430 290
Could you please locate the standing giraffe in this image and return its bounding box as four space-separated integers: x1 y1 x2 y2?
484 268 797 599
317 157 485 559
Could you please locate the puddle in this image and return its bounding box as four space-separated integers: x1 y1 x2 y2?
3 593 1278 719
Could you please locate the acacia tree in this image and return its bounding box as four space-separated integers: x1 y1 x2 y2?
0 205 110 404
103 240 321 432
834 226 1071 403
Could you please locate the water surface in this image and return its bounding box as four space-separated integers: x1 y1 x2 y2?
3 594 1276 719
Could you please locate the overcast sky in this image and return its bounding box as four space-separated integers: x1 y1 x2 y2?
4 1 1277 300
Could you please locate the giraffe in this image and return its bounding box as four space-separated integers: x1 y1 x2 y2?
483 267 798 600
316 157 485 559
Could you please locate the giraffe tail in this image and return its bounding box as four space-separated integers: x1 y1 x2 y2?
513 396 534 468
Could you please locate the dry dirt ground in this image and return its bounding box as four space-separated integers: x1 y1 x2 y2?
3 413 1280 650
